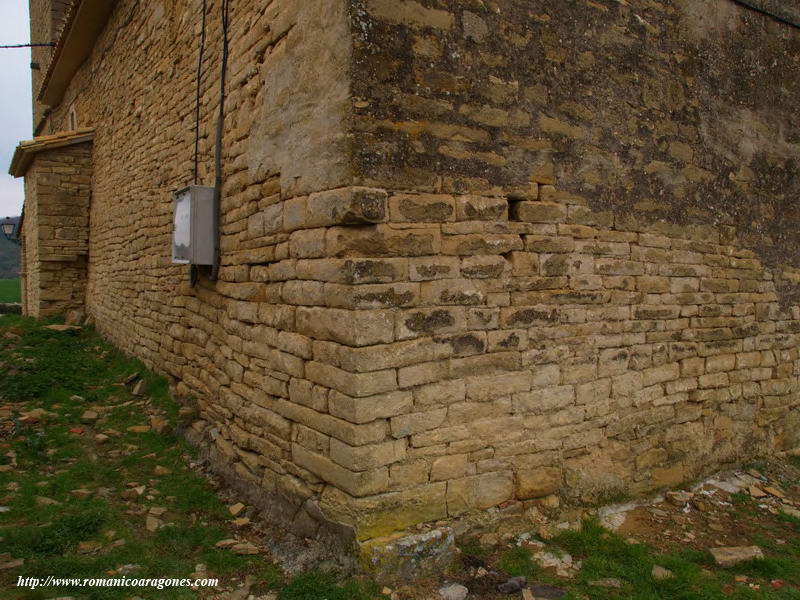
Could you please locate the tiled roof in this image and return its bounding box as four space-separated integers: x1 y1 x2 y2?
53 1 78 40
38 0 119 106
9 128 94 177
39 0 82 101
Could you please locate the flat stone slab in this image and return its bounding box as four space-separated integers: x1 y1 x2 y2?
44 324 81 332
597 496 664 531
529 584 567 599
438 583 468 600
710 546 764 567
363 528 456 583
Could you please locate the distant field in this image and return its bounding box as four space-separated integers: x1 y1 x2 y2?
0 279 20 303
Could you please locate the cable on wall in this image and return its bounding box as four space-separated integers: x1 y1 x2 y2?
209 0 231 282
189 0 209 288
193 0 208 185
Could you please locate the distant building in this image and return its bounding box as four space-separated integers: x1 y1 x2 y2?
8 0 800 560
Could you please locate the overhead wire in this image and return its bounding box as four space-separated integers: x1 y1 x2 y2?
0 43 55 49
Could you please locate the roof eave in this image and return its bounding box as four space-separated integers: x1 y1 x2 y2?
9 129 95 178
38 0 119 107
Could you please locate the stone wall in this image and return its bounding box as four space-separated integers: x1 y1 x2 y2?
318 0 800 540
31 0 370 547
20 170 40 316
350 0 800 277
302 188 800 542
20 143 92 318
22 0 800 550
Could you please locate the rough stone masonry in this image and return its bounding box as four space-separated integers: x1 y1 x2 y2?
11 0 800 559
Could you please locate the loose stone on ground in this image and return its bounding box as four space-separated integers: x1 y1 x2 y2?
710 546 765 567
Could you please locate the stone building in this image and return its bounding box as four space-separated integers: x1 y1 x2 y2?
9 0 800 557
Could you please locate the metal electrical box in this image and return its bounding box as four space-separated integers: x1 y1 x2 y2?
172 186 215 265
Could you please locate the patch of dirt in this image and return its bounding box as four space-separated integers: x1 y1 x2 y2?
614 462 800 555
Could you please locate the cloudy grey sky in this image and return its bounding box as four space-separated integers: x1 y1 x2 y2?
0 2 32 219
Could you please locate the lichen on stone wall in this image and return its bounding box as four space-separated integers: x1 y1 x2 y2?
350 0 800 279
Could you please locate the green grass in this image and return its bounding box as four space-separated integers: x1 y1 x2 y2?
778 512 800 533
0 278 20 303
546 520 800 600
279 572 380 600
498 547 540 578
0 317 226 598
457 536 491 560
0 315 382 600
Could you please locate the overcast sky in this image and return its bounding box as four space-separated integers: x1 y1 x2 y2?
0 2 32 219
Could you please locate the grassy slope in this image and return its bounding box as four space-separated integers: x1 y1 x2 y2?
0 316 378 600
0 279 21 303
529 519 800 600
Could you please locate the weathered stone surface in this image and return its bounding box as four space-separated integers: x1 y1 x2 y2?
293 444 388 497
438 583 468 600
306 187 388 227
517 466 562 500
446 471 515 515
430 454 468 482
651 565 674 580
328 391 413 425
709 546 764 567
329 438 406 471
322 484 447 541
297 307 394 347
362 528 456 583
